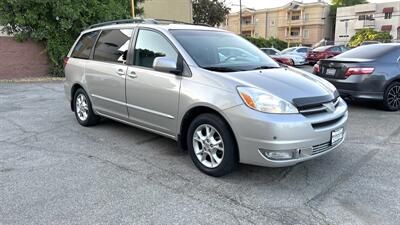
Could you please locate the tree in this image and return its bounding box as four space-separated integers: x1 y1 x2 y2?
193 0 230 26
348 28 392 47
242 36 287 51
0 0 136 76
331 0 368 7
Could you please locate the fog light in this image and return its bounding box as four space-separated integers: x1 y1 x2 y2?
264 151 294 160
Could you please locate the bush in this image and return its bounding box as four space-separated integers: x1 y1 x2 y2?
348 28 392 47
0 0 135 76
242 36 287 50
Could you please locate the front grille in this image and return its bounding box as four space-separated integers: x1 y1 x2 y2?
299 98 340 116
312 142 331 155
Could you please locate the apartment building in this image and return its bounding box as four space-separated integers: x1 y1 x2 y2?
226 1 332 46
335 1 400 44
140 0 193 23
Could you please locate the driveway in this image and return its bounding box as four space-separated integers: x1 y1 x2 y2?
1 82 400 225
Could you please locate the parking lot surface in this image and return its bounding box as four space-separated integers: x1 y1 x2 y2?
1 81 400 225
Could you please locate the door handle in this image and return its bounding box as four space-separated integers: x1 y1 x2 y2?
127 71 137 79
116 69 125 76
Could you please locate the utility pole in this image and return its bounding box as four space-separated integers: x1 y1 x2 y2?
288 10 292 48
239 0 242 35
131 0 135 18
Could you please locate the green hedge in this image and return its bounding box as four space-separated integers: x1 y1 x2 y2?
348 28 392 47
242 36 288 50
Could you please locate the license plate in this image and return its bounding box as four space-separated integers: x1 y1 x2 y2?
331 128 344 145
325 68 336 76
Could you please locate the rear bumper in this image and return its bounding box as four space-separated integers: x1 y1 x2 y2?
321 75 386 101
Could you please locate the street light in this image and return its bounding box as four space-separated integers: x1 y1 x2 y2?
232 0 243 35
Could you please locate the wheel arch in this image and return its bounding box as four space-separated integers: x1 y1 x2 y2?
178 105 240 161
70 83 85 112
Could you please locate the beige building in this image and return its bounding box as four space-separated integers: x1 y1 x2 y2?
226 1 332 46
140 0 193 23
335 1 400 45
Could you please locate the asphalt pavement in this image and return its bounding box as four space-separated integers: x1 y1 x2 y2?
1 79 400 225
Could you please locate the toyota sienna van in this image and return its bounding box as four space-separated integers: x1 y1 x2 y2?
64 19 348 176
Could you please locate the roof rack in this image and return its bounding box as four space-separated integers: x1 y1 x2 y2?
86 18 212 30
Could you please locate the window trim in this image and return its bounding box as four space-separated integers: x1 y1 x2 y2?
130 27 189 76
91 28 135 65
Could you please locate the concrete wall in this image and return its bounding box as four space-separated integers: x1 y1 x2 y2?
141 0 193 23
0 37 49 79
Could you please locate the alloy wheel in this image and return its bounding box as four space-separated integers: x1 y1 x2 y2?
75 93 89 121
387 85 400 109
192 124 224 168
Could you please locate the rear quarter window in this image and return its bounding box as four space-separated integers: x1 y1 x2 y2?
71 31 100 59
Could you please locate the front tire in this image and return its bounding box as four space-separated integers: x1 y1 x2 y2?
383 82 400 111
187 113 238 177
73 88 100 126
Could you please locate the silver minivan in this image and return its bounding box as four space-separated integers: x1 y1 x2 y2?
64 19 348 176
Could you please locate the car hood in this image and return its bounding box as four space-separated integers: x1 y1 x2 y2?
223 67 336 104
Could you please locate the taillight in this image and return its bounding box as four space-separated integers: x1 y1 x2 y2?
344 67 374 77
63 56 69 68
313 64 320 74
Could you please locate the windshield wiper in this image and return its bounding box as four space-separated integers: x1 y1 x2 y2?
251 65 280 70
202 66 240 72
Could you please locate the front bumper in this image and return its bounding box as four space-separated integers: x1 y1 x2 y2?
224 98 348 167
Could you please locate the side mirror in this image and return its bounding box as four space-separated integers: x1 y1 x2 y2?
153 57 178 73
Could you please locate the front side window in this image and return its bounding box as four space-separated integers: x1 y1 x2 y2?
298 48 308 53
171 30 279 72
71 31 100 59
93 29 133 63
134 29 178 69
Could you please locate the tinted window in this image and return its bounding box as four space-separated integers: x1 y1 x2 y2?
93 29 133 63
298 48 309 53
171 30 279 72
71 31 100 59
134 29 178 68
337 45 398 59
330 46 341 52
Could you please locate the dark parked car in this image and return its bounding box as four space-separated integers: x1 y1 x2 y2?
307 45 348 65
313 44 400 111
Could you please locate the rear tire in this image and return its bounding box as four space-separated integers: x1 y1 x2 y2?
73 88 100 126
383 82 400 111
187 113 237 177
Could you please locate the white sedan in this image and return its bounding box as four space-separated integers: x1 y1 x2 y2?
261 47 308 66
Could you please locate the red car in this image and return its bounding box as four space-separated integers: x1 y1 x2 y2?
307 45 348 65
271 56 294 66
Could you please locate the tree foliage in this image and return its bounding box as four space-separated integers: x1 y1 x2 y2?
348 28 392 47
0 0 140 76
332 0 368 7
242 36 288 51
193 0 230 26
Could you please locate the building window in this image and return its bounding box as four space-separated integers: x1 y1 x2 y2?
303 30 309 38
385 12 392 19
358 14 373 20
292 15 300 21
290 30 299 36
304 13 309 21
271 19 275 26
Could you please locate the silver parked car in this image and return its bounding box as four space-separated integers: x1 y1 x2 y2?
64 19 348 176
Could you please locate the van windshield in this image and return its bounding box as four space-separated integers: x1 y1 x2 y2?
170 30 279 72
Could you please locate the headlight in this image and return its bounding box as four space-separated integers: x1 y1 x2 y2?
237 87 298 114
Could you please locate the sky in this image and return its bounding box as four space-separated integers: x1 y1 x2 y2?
227 0 398 12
